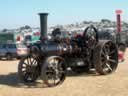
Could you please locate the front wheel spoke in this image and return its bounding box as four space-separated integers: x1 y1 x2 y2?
21 66 27 69
32 60 37 65
27 72 34 80
31 73 34 80
30 59 35 65
27 58 30 65
29 57 32 64
25 73 31 80
22 70 27 73
23 62 29 66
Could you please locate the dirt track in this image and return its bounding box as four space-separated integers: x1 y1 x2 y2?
0 50 128 96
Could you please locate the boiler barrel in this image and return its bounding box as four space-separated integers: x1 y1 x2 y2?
40 43 72 56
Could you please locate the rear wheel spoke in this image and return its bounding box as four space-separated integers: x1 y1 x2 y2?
59 70 65 73
109 50 116 55
105 63 112 71
54 77 56 85
101 51 106 57
103 47 108 55
108 59 117 64
46 70 54 73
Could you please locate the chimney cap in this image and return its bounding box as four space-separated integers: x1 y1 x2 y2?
38 13 48 15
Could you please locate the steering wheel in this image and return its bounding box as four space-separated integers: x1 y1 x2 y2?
83 25 99 49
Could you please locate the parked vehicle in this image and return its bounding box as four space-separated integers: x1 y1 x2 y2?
0 43 28 60
0 43 17 60
16 43 28 59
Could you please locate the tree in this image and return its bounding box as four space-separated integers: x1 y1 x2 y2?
24 25 31 29
101 19 111 23
2 29 8 32
19 25 31 31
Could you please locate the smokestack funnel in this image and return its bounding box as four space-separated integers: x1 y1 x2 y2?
39 13 48 39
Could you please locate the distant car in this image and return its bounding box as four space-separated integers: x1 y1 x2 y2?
0 43 28 60
0 43 17 60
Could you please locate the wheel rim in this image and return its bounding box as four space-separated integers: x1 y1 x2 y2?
43 57 66 87
18 56 40 82
100 42 118 74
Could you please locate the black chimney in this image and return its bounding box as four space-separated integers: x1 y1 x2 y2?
39 13 48 39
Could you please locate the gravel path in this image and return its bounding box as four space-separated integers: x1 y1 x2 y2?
0 50 128 96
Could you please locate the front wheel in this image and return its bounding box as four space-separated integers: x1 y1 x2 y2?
18 56 40 83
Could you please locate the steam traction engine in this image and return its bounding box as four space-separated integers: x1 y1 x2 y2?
18 13 118 87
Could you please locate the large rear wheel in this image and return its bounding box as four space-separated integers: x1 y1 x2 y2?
93 40 118 75
41 56 66 87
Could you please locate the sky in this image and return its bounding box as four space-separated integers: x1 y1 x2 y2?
0 0 127 29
